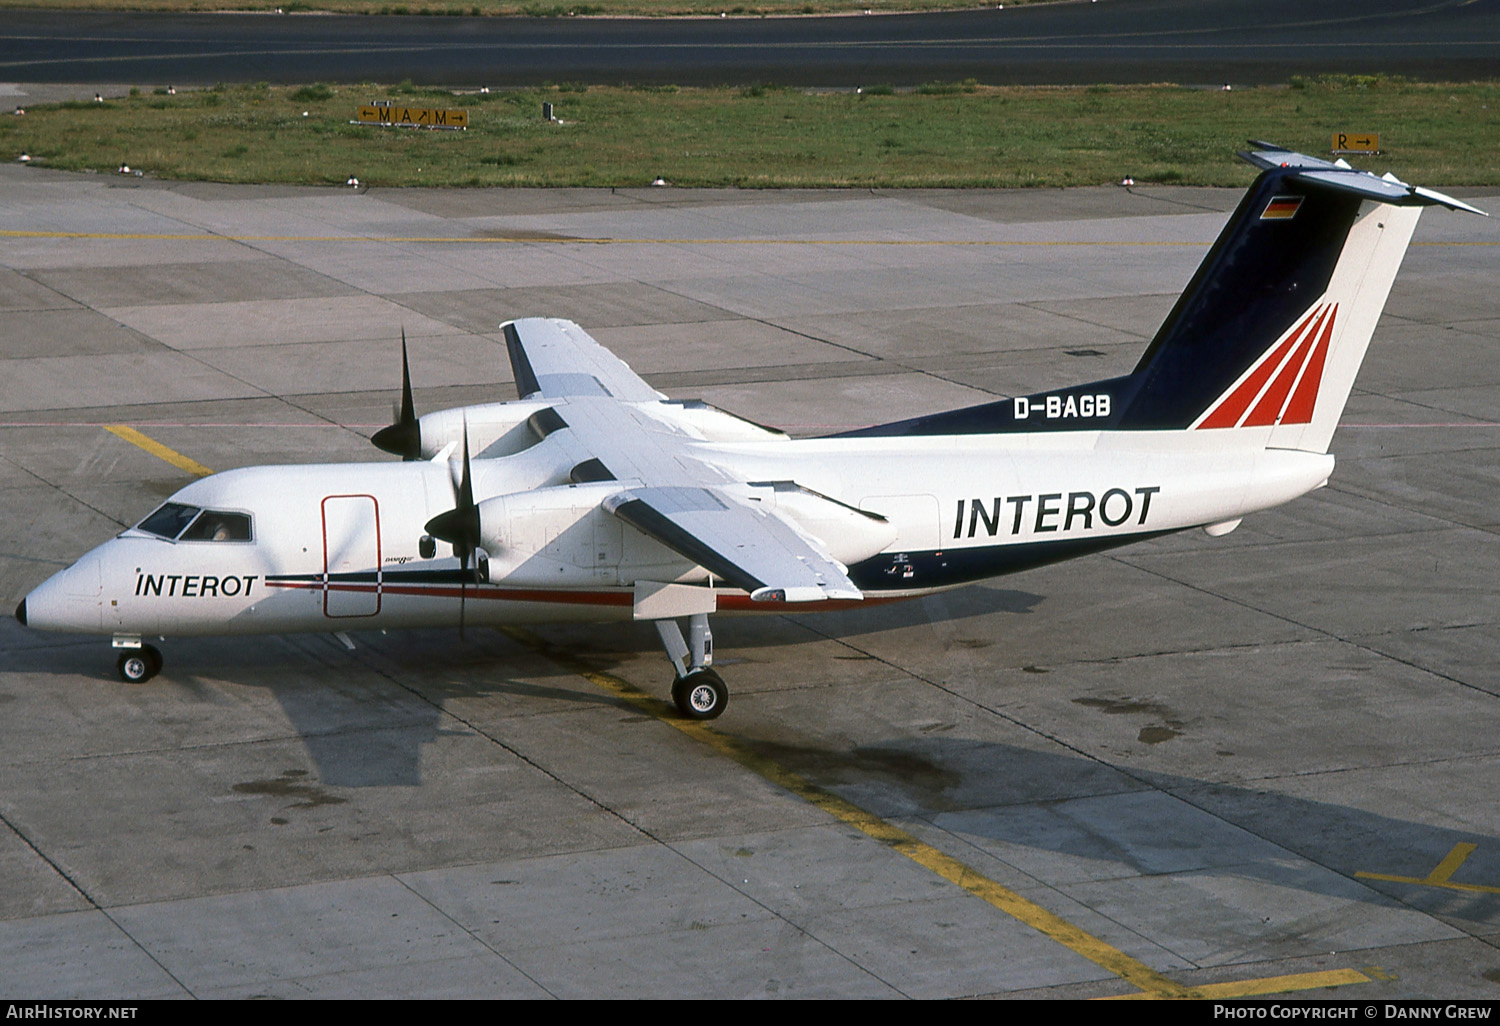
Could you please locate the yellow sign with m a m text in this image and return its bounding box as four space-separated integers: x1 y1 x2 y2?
357 104 468 130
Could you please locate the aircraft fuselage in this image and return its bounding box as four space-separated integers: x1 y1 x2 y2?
20 432 1333 639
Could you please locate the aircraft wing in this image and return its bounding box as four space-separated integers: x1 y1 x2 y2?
603 485 862 603
503 324 862 603
560 396 862 603
504 317 665 402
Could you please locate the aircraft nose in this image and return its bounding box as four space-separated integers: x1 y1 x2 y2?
19 554 102 633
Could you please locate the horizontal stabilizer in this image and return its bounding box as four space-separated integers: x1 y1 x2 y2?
1239 143 1488 215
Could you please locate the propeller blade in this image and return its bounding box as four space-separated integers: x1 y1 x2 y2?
398 327 414 423
422 419 484 643
372 329 422 459
424 423 479 564
459 577 467 641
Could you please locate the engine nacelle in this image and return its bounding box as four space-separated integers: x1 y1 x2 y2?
749 482 898 567
477 483 704 589
473 481 897 592
416 400 559 461
641 399 790 443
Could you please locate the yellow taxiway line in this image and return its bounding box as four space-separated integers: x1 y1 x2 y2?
105 425 213 478
1357 843 1500 895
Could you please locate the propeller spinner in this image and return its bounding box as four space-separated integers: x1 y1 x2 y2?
424 424 485 637
372 330 422 460
424 425 481 573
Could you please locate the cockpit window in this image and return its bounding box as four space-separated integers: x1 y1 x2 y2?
179 510 253 543
134 504 252 542
136 503 201 539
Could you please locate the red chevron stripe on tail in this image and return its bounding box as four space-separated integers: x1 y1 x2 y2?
1278 303 1337 425
1244 304 1335 426
1194 306 1338 432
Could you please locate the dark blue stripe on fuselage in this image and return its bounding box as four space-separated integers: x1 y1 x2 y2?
848 530 1176 592
835 376 1133 438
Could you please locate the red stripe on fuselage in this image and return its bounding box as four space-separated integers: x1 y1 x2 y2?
265 579 898 613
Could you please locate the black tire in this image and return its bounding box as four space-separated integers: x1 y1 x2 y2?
672 668 727 720
141 644 163 677
117 650 154 684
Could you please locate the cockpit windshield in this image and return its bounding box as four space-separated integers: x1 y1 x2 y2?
135 503 253 542
180 511 252 542
136 503 201 539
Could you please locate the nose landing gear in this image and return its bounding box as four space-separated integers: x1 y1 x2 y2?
116 643 162 684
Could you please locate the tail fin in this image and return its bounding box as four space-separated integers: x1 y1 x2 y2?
1120 144 1484 452
838 144 1483 450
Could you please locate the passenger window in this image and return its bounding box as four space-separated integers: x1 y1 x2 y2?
179 511 253 543
136 503 201 539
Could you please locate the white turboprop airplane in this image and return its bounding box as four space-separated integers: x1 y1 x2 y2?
15 144 1486 719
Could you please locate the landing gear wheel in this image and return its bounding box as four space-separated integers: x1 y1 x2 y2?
672 668 727 721
117 644 161 684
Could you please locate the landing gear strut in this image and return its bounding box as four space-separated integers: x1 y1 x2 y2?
116 643 162 684
654 612 727 720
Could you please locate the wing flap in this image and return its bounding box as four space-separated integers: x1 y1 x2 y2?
604 486 863 603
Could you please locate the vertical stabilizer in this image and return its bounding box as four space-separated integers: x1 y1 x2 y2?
834 144 1483 446
1122 145 1483 453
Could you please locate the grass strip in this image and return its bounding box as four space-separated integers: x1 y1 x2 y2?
3 77 1497 189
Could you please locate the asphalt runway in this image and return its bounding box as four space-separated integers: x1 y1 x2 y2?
2 0 1498 87
1 165 1498 998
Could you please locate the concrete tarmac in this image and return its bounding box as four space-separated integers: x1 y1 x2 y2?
1 165 1497 999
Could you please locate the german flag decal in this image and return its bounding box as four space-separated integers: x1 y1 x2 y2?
1261 195 1304 220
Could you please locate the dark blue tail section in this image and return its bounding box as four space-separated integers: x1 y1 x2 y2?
1114 170 1360 430
835 144 1455 440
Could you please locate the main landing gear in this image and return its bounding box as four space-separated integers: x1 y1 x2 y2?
654 612 727 720
672 668 727 720
116 643 162 684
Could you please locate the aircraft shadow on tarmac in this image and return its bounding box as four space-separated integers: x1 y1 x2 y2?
6 580 1498 928
1 582 1037 782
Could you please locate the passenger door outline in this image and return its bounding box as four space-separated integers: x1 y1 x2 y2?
322 494 381 618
